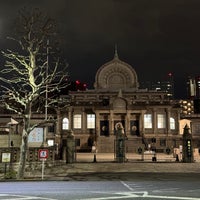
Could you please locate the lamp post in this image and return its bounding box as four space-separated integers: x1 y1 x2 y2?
42 39 49 147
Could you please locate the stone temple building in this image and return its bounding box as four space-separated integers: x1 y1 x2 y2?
60 50 182 154
1 50 200 163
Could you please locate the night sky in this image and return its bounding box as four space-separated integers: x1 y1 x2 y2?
1 0 200 98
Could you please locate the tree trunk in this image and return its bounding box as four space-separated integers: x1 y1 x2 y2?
17 128 29 179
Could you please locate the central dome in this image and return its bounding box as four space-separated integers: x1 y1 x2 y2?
94 51 139 90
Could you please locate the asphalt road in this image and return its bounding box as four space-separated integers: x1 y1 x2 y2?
1 173 200 200
64 171 200 181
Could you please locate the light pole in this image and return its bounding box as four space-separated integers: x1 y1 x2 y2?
42 39 49 147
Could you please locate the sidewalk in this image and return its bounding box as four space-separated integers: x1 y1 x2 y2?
2 153 200 181
24 153 200 180
37 161 200 181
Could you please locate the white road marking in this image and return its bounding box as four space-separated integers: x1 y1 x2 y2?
85 181 200 200
80 191 200 200
0 194 57 200
143 194 200 199
120 181 134 191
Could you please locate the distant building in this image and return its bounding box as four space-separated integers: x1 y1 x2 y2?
186 76 200 114
187 76 200 99
179 100 194 115
140 73 174 99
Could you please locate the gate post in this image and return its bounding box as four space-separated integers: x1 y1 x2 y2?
182 124 194 163
66 130 75 163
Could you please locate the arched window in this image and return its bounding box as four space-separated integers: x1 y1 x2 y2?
62 117 69 130
170 117 175 130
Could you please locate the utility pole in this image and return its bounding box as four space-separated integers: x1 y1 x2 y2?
42 39 49 147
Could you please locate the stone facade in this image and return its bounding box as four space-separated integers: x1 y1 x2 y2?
1 52 200 161
60 53 183 154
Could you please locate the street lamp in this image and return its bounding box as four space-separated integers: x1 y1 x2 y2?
42 39 49 147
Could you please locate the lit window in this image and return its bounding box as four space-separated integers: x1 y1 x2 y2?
73 114 82 129
157 114 166 129
87 114 95 129
62 117 69 130
144 114 152 128
170 117 175 130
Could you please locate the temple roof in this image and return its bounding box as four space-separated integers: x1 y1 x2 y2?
94 50 139 90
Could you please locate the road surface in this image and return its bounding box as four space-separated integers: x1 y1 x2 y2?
0 173 200 199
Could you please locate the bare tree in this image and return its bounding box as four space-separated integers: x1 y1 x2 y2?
0 8 68 179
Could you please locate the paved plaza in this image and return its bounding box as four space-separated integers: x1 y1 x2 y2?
1 152 200 181
26 153 200 180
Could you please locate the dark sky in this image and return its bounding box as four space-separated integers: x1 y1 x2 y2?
1 0 200 98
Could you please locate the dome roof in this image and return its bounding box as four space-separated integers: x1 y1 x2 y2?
94 51 139 90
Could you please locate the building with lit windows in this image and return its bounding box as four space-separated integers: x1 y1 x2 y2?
186 76 200 114
179 100 194 115
59 51 183 153
1 51 200 161
140 73 174 99
187 76 200 99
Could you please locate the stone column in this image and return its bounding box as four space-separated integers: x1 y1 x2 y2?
166 108 171 135
110 111 114 135
82 109 86 132
166 108 171 149
140 110 145 134
56 109 61 139
68 107 72 130
95 111 100 137
126 111 131 136
153 109 157 135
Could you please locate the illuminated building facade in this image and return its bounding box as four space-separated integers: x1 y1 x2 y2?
186 76 200 114
59 52 183 153
187 76 200 99
1 52 200 161
179 100 194 115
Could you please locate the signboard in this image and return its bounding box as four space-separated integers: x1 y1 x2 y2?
28 128 43 143
38 149 48 160
2 152 11 163
38 149 48 180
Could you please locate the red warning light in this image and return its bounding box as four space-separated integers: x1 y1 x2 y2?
75 80 80 85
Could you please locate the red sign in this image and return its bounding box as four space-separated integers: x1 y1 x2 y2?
38 149 48 159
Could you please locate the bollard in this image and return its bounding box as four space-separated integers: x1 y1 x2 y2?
176 154 179 162
152 153 157 162
93 153 97 163
92 142 97 163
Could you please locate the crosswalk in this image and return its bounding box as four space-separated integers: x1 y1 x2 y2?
81 191 200 200
118 181 200 200
1 181 200 200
